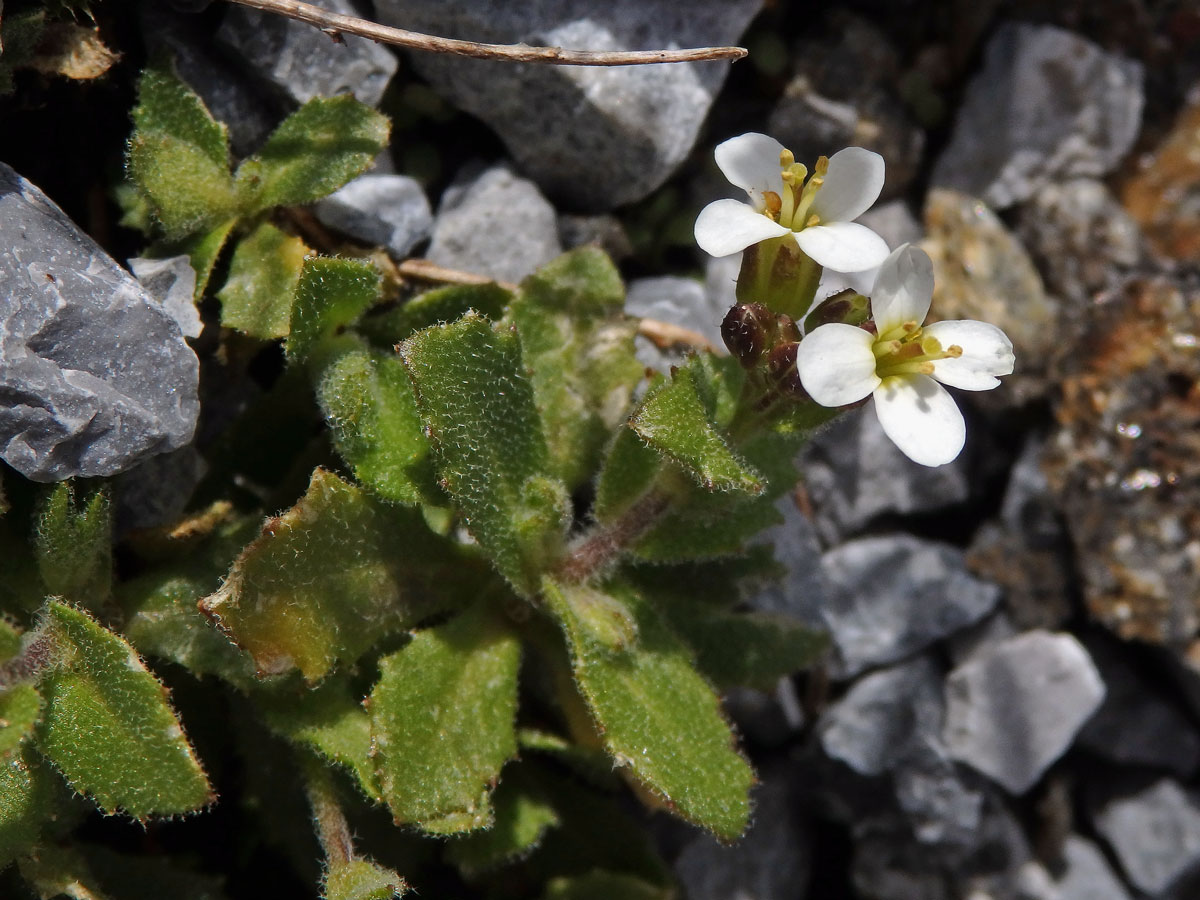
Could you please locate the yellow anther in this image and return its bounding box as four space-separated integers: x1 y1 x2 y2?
788 162 808 181
902 321 920 334
780 148 795 167
814 155 830 176
946 344 963 358
762 191 782 218
805 213 821 228
918 362 935 374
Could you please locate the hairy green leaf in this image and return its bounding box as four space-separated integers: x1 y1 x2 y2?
630 363 762 495
199 469 466 683
36 601 212 816
34 482 111 610
444 766 559 876
0 750 50 868
323 860 407 900
172 217 238 297
592 426 662 525
318 349 437 506
0 684 40 759
218 221 309 339
370 603 521 833
542 580 753 840
358 283 512 349
127 65 236 238
399 313 567 596
287 257 380 366
507 248 642 489
235 96 390 213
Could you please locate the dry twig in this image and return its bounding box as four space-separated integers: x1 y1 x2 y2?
225 0 747 66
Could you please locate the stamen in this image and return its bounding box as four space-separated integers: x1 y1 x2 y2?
918 362 935 374
946 344 963 358
901 321 919 334
762 191 782 219
805 214 820 228
814 156 830 176
780 148 795 168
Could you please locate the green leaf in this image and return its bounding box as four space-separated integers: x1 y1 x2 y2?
287 257 380 366
317 349 438 506
593 425 663 525
0 618 23 661
217 221 310 339
199 469 467 683
34 482 112 610
18 844 111 900
0 749 50 868
0 685 40 759
507 248 643 489
127 65 236 238
36 601 212 816
542 872 670 900
258 677 380 801
235 96 390 213
370 603 521 833
444 766 559 876
323 860 407 900
399 313 567 597
171 217 238 297
542 580 753 840
358 283 512 348
630 363 763 495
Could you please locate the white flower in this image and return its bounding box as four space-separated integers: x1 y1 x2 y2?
694 133 890 273
796 244 1015 467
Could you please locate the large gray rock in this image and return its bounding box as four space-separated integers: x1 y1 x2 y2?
943 631 1105 795
0 164 200 482
373 0 762 210
674 763 809 900
426 164 562 284
128 256 203 339
313 174 433 259
932 23 1144 209
217 0 397 108
800 410 972 544
818 534 1002 677
625 275 723 370
1094 779 1200 895
1052 836 1132 900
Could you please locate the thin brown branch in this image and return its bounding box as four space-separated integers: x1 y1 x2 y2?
396 258 518 292
225 0 747 65
636 318 718 352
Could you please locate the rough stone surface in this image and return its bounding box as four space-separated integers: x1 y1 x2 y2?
114 447 207 533
723 681 805 749
425 164 562 284
1041 275 1200 647
373 0 763 210
893 738 985 850
625 275 724 371
932 23 1144 209
1094 779 1200 895
943 631 1105 794
768 13 925 200
0 163 200 482
704 253 741 315
674 762 810 900
818 534 1002 677
1077 636 1200 777
141 4 277 157
217 0 397 108
922 188 1060 391
818 655 944 777
313 174 432 260
750 495 828 621
1050 835 1134 900
128 256 203 339
557 213 633 262
800 410 972 544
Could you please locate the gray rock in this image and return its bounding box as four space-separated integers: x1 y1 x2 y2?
943 631 1105 795
373 0 762 210
946 611 1020 666
217 0 397 108
800 410 972 544
625 275 723 370
674 763 809 900
557 213 633 262
1052 836 1132 900
704 253 741 316
723 681 806 748
818 534 1001 677
114 447 208 533
140 4 277 157
128 256 203 339
750 495 828 623
857 200 923 250
818 655 943 777
313 174 432 259
0 164 200 482
768 13 924 200
1094 779 1200 895
894 738 985 850
932 23 1144 209
1078 637 1200 777
425 164 562 284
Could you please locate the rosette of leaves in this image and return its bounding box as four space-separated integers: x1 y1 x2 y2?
0 66 832 900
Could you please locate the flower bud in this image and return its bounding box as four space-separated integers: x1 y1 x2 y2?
766 342 808 399
721 303 774 369
803 289 872 333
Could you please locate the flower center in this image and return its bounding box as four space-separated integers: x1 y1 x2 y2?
764 148 828 232
873 321 963 379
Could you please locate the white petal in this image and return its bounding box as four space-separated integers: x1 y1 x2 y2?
795 323 880 407
694 199 790 258
869 244 934 334
924 320 1016 390
795 222 890 273
872 374 965 467
810 147 886 223
714 132 786 203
